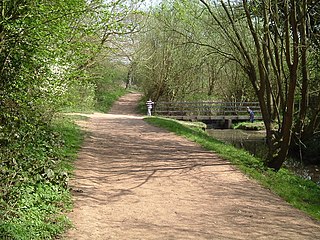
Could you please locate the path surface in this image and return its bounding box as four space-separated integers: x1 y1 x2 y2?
64 93 320 240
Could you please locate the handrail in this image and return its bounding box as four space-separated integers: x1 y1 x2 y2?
154 101 261 117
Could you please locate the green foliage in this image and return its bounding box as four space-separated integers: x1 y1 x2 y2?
0 0 141 239
59 80 96 113
142 0 320 170
0 117 83 239
135 0 255 102
233 121 265 131
95 88 127 113
263 168 320 214
145 117 320 221
89 62 128 112
0 184 71 240
145 117 264 170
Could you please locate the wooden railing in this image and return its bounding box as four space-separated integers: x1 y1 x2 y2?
154 101 261 118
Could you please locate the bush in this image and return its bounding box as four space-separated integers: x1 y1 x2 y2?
59 80 96 113
0 116 83 239
233 121 265 130
92 62 128 113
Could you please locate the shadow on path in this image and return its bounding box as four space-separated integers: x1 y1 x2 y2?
65 93 320 240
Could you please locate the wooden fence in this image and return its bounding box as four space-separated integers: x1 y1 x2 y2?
153 101 262 120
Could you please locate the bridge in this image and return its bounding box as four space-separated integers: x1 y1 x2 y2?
153 101 262 128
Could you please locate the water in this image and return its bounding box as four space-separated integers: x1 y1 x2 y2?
207 129 320 185
207 129 267 158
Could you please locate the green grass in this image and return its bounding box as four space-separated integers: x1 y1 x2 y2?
233 121 265 130
0 85 130 239
95 88 127 113
144 117 320 221
0 116 84 240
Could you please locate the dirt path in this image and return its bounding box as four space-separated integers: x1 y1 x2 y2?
64 93 320 240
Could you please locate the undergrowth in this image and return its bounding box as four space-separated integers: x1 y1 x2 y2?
0 116 83 239
144 117 320 221
233 121 265 130
95 87 127 113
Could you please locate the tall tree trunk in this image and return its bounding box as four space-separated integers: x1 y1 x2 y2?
198 0 318 170
267 0 299 170
293 0 309 140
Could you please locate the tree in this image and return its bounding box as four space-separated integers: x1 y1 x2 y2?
0 0 145 215
138 0 319 170
199 0 320 170
134 0 254 103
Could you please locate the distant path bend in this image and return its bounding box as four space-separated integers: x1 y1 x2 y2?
65 92 320 240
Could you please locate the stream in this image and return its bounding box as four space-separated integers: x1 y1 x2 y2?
207 129 320 185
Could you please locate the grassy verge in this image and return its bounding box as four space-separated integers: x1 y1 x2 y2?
0 116 84 240
144 117 320 221
233 121 265 130
95 87 127 113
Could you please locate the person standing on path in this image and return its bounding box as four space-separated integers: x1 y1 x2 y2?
146 99 154 116
247 106 255 123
